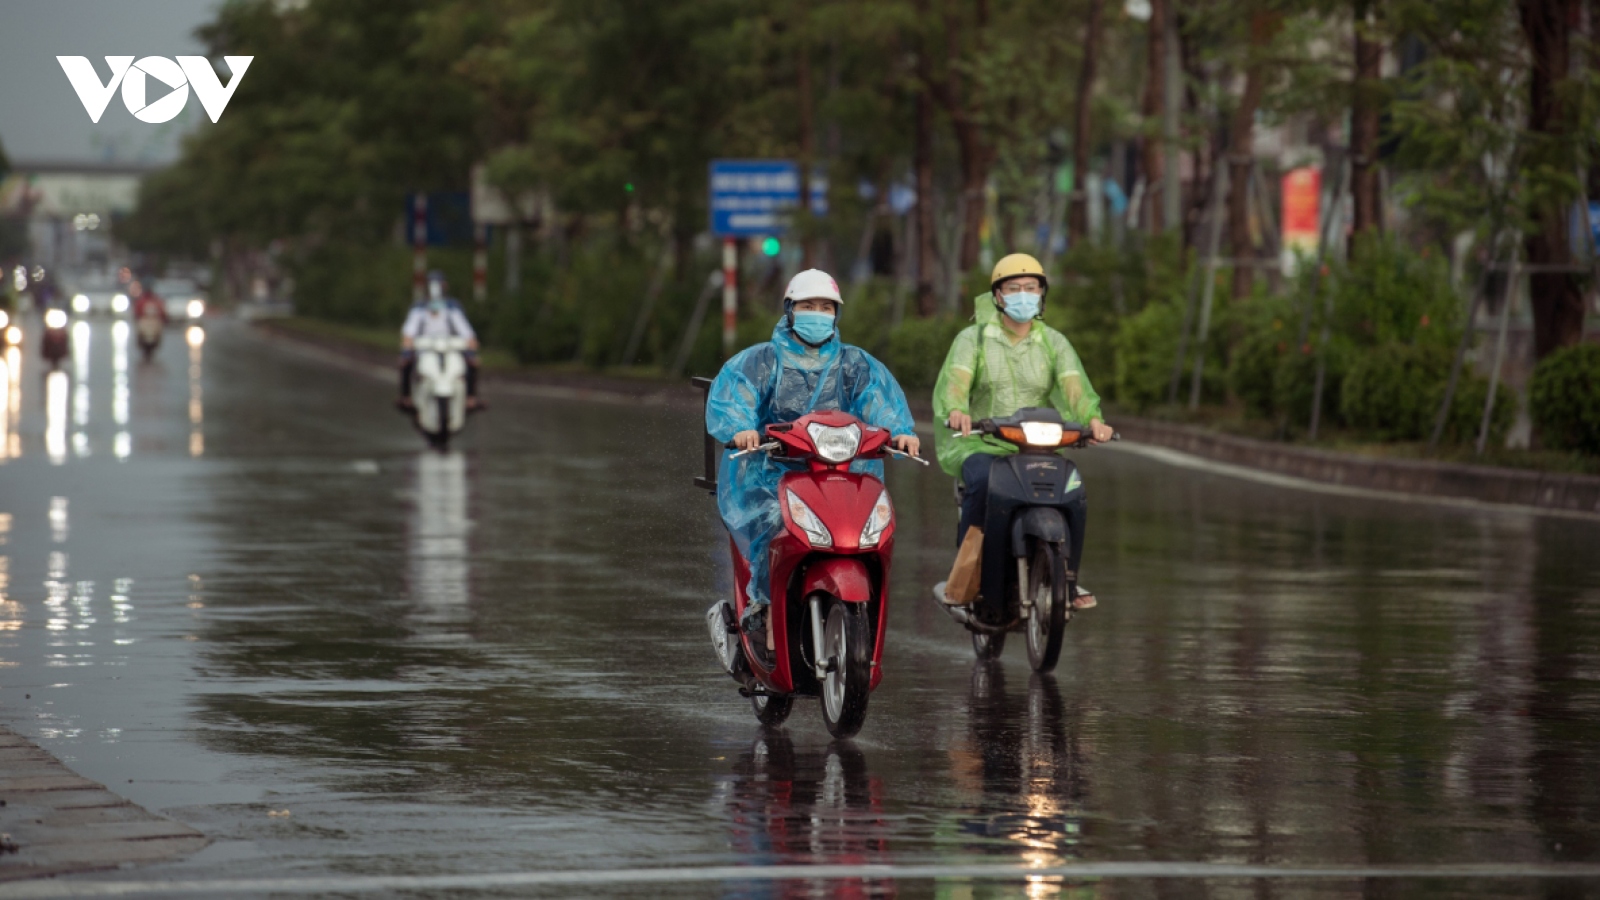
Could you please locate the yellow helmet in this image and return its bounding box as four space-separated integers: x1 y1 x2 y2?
990 253 1048 294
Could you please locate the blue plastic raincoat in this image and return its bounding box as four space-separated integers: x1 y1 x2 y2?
707 319 917 607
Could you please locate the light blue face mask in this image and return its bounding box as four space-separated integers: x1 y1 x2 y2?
427 299 447 313
1000 291 1041 322
791 310 836 345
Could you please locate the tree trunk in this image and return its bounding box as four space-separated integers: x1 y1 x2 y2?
914 82 940 317
1068 0 1106 246
796 14 816 270
937 3 991 273
1141 0 1166 234
1519 0 1587 359
1350 0 1383 247
1228 10 1281 299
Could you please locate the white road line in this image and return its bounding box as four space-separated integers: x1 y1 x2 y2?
6 862 1600 898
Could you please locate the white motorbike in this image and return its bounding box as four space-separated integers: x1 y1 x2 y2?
409 335 472 449
136 313 164 361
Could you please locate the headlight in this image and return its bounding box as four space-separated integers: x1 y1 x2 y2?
0 310 8 329
785 489 833 548
186 299 205 319
859 489 893 548
1020 421 1064 446
45 309 68 329
806 422 861 463
5 327 19 345
72 294 90 313
111 293 129 313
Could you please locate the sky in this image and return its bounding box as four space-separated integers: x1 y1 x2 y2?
0 0 223 167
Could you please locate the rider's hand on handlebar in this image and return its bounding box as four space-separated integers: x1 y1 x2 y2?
947 411 973 436
1088 419 1114 444
894 434 921 457
732 430 762 451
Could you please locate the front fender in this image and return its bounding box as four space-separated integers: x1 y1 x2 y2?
1010 507 1067 557
801 556 872 603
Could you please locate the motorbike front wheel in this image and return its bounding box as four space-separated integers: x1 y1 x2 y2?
432 396 451 450
821 601 871 738
750 692 793 726
971 628 1006 660
1024 540 1069 673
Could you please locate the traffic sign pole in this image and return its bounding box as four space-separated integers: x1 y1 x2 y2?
411 194 428 303
721 237 738 358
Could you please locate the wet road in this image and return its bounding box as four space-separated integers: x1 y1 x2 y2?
1 317 1599 898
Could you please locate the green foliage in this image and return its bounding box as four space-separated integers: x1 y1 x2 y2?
290 241 414 327
1529 343 1600 455
1341 342 1510 444
1227 295 1298 419
886 316 968 390
1328 233 1460 349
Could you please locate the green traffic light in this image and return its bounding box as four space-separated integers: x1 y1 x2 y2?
761 237 781 256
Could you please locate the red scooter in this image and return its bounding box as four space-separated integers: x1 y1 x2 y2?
694 385 915 738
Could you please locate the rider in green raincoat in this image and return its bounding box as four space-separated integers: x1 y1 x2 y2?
932 253 1113 604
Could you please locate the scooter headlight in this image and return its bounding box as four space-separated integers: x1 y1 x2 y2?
785 489 833 548
187 299 205 319
0 310 7 329
859 489 893 548
111 293 129 313
5 326 19 345
72 294 90 313
1020 421 1064 447
806 422 861 463
45 309 68 329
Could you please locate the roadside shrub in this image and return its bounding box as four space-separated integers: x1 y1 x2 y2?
887 315 969 390
1112 297 1227 411
1341 341 1512 444
1272 340 1351 435
1529 343 1600 455
1227 297 1298 419
1329 232 1459 349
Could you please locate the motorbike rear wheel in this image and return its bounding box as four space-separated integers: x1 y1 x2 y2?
750 692 793 726
821 601 871 738
1025 540 1069 673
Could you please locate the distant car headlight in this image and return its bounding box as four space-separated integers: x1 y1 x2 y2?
111 293 129 313
0 310 8 329
186 299 205 319
72 294 90 313
5 326 20 345
45 309 68 329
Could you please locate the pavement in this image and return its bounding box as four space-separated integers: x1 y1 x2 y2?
0 315 1597 898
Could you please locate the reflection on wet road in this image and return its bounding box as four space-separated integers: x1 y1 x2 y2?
0 318 1598 897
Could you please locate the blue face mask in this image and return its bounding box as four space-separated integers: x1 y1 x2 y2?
428 299 447 313
791 310 836 345
1000 292 1041 322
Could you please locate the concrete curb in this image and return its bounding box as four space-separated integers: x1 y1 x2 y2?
0 728 207 881
1112 417 1600 517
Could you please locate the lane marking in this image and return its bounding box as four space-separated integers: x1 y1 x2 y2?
7 862 1600 897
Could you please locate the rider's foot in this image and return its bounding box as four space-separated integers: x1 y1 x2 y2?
395 397 415 412
1071 586 1097 610
467 397 486 412
741 605 773 668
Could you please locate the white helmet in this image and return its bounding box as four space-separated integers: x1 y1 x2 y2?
783 268 843 305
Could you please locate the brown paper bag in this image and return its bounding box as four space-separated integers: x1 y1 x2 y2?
944 526 984 605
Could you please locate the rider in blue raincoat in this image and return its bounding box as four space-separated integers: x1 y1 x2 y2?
706 269 920 653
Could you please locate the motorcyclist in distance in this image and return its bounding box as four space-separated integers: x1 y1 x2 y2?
706 268 919 659
398 270 483 412
932 253 1113 609
130 280 167 324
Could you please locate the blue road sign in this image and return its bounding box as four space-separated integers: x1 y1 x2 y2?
709 159 825 237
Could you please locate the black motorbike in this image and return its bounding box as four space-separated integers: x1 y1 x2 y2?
40 308 70 371
935 408 1114 673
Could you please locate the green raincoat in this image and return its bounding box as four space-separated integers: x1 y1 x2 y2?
932 293 1104 476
